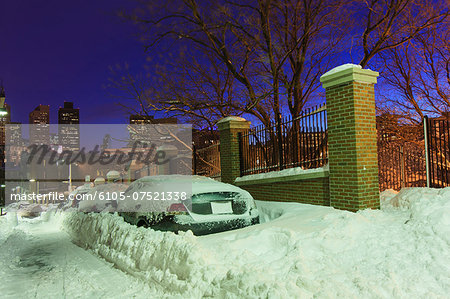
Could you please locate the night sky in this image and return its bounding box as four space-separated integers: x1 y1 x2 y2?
0 0 147 124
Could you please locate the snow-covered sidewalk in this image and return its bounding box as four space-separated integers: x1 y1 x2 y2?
0 213 156 298
1 187 449 298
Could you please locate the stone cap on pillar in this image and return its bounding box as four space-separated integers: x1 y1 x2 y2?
320 63 379 89
217 116 251 130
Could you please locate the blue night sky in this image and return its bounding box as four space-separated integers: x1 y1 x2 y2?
0 0 147 124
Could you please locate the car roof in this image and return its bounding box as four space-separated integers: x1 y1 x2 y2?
130 175 252 197
86 183 128 194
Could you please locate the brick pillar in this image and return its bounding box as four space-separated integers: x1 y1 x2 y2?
320 64 380 211
217 117 251 184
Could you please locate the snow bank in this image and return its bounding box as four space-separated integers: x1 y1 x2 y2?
387 187 450 244
43 187 450 297
63 212 307 297
63 213 203 295
379 189 398 209
235 164 328 183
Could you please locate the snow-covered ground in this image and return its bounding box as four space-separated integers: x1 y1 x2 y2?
1 187 449 298
0 210 156 298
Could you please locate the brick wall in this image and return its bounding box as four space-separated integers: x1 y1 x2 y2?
237 177 330 206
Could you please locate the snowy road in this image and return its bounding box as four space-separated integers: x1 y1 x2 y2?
0 215 155 298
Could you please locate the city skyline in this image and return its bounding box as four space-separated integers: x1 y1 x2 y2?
2 99 177 125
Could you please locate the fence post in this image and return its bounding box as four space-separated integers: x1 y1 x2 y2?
423 116 431 187
217 117 251 184
320 64 380 211
400 145 405 188
276 118 284 170
238 132 244 177
192 144 197 175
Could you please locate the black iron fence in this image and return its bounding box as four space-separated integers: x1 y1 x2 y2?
425 116 450 188
239 104 328 176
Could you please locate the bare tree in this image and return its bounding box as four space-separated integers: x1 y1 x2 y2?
379 16 449 124
413 21 450 113
355 0 448 68
114 0 346 128
108 50 245 131
111 0 448 133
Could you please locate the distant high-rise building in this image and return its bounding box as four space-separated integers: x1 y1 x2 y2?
0 103 11 146
1 103 11 123
0 85 4 104
29 105 50 146
0 85 5 205
130 114 153 124
58 101 79 124
5 122 23 165
58 101 80 151
129 114 177 146
7 122 22 145
0 85 11 145
29 104 50 124
129 114 177 124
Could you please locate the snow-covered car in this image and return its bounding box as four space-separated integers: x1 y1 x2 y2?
120 175 259 235
5 202 45 218
60 183 93 209
77 183 129 212
64 183 128 212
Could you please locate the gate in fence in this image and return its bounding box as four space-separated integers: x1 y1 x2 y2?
378 115 450 191
377 135 427 191
425 116 450 188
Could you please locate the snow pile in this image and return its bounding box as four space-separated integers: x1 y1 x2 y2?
3 202 59 219
63 211 308 297
379 189 399 209
387 187 450 244
0 213 18 243
235 164 328 183
64 212 210 296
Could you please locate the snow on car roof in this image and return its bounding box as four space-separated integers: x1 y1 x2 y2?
130 175 252 196
86 183 128 194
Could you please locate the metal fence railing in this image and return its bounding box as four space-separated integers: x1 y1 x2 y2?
239 104 328 176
